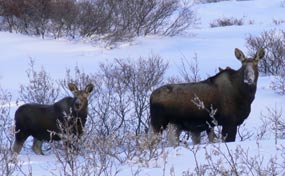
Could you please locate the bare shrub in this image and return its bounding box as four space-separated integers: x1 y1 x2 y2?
162 1 198 37
270 74 285 95
90 60 132 136
87 132 163 169
180 53 201 82
168 53 201 84
273 19 285 25
237 123 254 141
24 0 52 38
18 59 60 104
184 143 243 175
0 0 76 38
194 0 230 3
257 105 285 143
256 115 271 140
51 128 165 176
49 0 79 39
103 0 197 43
210 17 244 28
246 29 285 75
195 0 251 3
262 106 284 144
50 116 83 176
0 87 32 176
49 113 118 176
76 0 113 39
51 118 164 176
0 0 19 32
132 133 165 167
7 0 53 38
49 114 121 176
0 87 18 176
187 145 206 175
0 88 12 145
0 0 197 45
183 141 284 176
125 56 167 135
88 55 167 136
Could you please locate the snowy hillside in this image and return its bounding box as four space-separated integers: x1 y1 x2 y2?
0 0 284 175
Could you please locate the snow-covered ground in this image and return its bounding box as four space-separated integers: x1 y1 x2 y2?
0 0 284 175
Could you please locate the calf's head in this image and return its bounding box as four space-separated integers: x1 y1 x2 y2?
235 48 265 85
68 83 94 112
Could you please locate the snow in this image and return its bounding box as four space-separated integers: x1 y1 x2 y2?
0 0 284 175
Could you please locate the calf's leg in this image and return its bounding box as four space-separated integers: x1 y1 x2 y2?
190 131 201 144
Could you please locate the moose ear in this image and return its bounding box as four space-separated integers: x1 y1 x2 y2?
68 83 79 94
85 83 94 94
255 48 265 61
234 48 246 62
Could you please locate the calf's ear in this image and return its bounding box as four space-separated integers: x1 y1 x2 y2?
85 83 94 94
68 83 79 94
234 48 246 62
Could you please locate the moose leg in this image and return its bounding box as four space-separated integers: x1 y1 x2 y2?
190 131 201 145
12 140 25 154
32 138 44 155
148 125 162 146
207 128 216 143
12 132 29 154
222 125 237 142
167 123 181 146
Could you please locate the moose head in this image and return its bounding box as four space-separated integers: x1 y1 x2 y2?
235 48 265 86
68 83 94 112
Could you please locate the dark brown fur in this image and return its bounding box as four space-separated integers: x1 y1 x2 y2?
12 83 94 154
150 48 265 144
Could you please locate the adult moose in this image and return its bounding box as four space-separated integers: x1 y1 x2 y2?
12 82 94 155
150 48 265 146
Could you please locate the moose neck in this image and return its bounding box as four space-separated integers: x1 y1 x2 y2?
71 107 88 135
235 67 257 102
71 100 88 126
